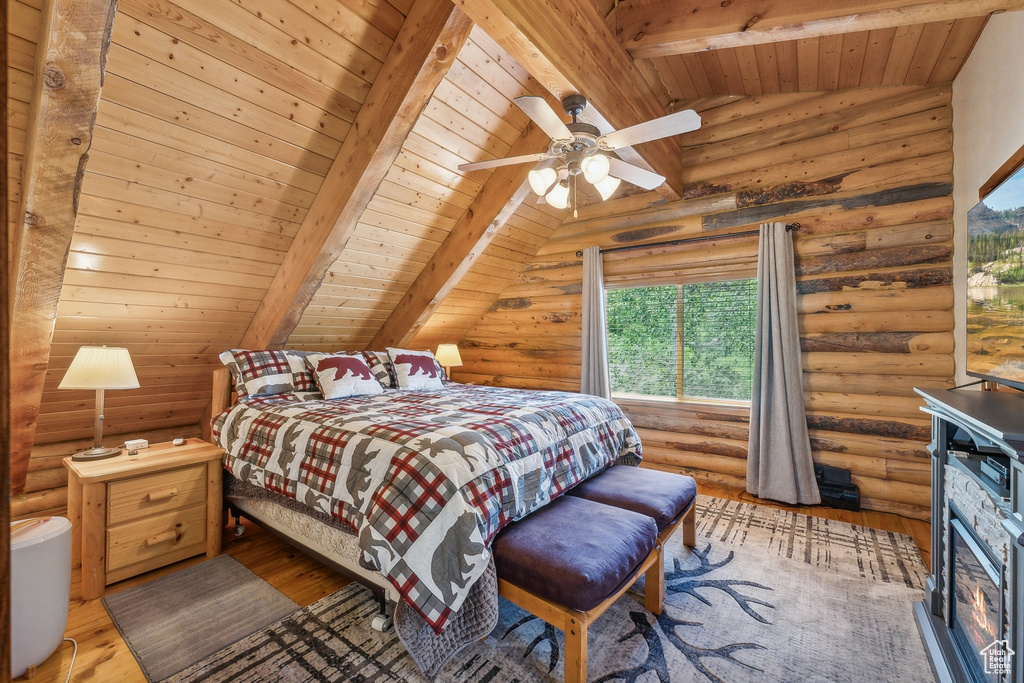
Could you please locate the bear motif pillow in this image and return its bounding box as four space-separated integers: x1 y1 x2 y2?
387 348 444 391
304 353 384 399
219 349 319 398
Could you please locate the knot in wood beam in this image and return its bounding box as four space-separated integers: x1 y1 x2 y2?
43 65 66 90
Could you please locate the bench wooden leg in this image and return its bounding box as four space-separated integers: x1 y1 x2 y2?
682 502 696 548
644 542 665 615
564 613 587 683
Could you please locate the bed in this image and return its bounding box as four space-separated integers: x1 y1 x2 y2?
209 354 642 638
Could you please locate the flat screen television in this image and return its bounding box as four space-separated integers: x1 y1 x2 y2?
967 162 1024 391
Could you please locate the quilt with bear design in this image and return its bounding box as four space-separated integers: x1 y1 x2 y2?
213 383 641 633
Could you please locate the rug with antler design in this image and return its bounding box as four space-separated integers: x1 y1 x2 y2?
167 496 934 683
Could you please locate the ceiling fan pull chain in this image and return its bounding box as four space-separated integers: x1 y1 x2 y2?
573 175 578 219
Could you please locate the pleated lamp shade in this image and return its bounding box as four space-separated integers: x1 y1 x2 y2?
59 346 140 390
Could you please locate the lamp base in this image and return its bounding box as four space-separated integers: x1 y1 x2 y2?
71 446 123 462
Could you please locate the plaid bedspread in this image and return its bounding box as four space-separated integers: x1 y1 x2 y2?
213 383 641 633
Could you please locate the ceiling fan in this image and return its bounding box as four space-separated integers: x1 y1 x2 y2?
458 94 701 211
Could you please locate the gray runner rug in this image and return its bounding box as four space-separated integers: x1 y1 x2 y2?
166 496 934 682
103 553 298 681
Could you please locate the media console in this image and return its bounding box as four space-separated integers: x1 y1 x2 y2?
915 388 1024 683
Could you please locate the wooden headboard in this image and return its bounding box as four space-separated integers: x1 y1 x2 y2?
205 367 234 444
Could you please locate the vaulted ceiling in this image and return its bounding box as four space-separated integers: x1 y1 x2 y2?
7 0 1019 491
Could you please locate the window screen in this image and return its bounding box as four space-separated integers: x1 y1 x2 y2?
605 279 757 401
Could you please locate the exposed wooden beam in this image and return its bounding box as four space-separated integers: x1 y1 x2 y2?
613 0 1024 58
369 119 551 349
239 0 474 350
9 0 118 494
453 0 682 198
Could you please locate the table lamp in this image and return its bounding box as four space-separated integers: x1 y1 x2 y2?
59 346 140 461
434 344 463 380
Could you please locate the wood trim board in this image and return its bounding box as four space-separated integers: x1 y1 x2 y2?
979 139 1024 200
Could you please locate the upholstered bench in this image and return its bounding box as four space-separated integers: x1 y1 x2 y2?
492 495 660 683
568 465 698 613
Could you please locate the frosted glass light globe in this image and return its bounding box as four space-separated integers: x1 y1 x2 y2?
546 181 570 209
528 166 558 195
594 175 621 200
581 154 610 184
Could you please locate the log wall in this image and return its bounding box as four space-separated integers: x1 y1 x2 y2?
458 84 956 520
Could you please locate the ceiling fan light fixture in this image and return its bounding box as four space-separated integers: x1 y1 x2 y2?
594 175 621 201
528 165 558 196
580 153 610 184
546 180 570 209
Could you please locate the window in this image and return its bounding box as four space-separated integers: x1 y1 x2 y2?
605 279 757 402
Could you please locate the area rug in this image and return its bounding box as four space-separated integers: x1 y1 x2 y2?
167 496 934 682
103 554 299 681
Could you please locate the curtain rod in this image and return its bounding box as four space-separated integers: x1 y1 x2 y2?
578 222 801 257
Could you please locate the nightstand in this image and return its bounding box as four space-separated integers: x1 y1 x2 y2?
64 439 223 600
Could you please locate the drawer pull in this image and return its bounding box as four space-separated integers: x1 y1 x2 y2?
146 487 178 502
145 524 185 547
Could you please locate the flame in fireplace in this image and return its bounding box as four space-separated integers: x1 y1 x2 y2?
974 585 990 634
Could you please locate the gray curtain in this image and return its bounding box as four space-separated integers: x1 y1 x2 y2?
581 245 611 398
747 222 820 504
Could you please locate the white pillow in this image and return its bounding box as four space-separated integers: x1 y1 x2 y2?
386 348 444 391
304 353 384 399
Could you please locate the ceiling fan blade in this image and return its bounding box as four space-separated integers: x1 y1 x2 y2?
458 152 551 172
608 157 665 191
599 109 702 150
514 96 574 142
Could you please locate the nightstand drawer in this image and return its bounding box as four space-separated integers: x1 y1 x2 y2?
107 505 207 574
107 464 207 525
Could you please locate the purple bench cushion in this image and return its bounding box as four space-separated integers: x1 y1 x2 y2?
568 465 697 532
492 496 657 612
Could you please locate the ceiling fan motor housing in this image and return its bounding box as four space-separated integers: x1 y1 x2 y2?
561 94 588 118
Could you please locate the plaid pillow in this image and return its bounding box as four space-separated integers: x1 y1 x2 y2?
304 353 383 399
361 350 396 388
219 349 320 397
387 347 444 390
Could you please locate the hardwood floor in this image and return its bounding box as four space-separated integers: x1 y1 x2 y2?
17 484 931 682
17 519 352 683
698 481 932 567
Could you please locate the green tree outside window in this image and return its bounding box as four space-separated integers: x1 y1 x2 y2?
606 279 756 401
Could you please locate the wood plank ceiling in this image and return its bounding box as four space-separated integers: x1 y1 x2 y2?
35 0 410 443
633 18 988 104
286 28 564 352
7 0 40 240
4 0 1004 451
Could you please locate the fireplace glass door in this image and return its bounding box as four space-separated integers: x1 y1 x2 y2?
950 517 1003 682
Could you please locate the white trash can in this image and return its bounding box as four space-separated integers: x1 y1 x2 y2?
11 516 72 679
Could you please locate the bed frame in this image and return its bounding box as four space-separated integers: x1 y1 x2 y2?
209 368 394 629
